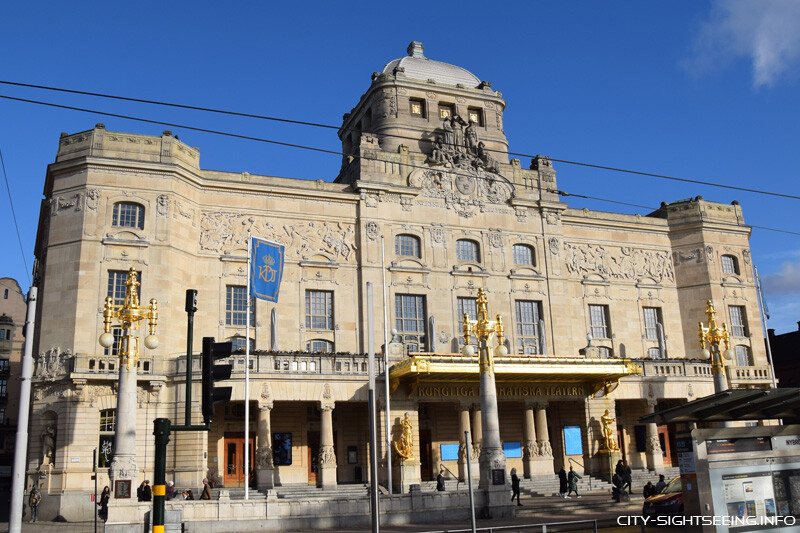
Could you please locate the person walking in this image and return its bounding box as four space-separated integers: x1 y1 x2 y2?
510 468 522 506
99 486 110 521
165 481 175 501
200 478 212 500
655 474 667 493
567 466 581 498
623 462 633 493
558 467 568 498
28 486 41 523
142 480 152 502
436 469 446 492
137 480 146 501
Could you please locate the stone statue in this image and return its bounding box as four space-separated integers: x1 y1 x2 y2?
393 413 413 460
600 409 619 451
41 425 56 465
464 119 478 153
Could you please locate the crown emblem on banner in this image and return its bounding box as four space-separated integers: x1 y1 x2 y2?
264 254 275 266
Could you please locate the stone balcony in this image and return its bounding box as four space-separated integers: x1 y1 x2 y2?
726 364 774 387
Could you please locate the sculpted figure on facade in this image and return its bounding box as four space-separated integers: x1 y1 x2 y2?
41 425 56 465
35 348 71 381
427 114 500 174
600 409 619 451
564 243 675 283
393 413 413 461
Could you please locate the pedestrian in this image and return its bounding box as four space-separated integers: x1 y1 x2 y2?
182 489 195 500
165 481 175 500
643 481 657 499
567 466 581 498
99 486 110 521
510 468 521 506
137 480 146 501
654 474 667 493
143 480 152 502
28 485 41 523
436 469 446 492
624 462 633 492
200 478 212 500
558 467 568 498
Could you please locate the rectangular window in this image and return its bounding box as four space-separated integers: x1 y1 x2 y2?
100 409 116 432
589 305 610 339
395 294 426 353
0 329 7 340
729 305 748 337
467 107 483 126
515 300 542 355
409 99 426 117
643 307 662 340
457 297 477 322
226 286 254 326
305 290 334 330
0 379 7 398
734 345 752 366
104 327 123 357
0 360 8 373
108 270 140 307
439 104 454 119
597 346 613 358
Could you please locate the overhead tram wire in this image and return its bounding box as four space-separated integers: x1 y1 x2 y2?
1 93 798 239
2 80 799 202
0 147 31 285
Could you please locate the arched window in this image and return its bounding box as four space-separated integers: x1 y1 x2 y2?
306 339 333 353
112 202 145 230
456 239 480 262
721 255 739 275
512 244 535 266
229 337 255 353
734 345 752 366
395 234 421 258
3 289 7 299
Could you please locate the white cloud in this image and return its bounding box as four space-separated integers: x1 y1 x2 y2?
689 0 800 88
762 259 800 293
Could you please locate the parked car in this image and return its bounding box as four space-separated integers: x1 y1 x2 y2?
642 476 683 517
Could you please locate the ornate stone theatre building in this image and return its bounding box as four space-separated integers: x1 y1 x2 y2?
27 42 771 521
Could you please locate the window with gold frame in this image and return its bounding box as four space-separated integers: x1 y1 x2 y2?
410 99 425 118
439 104 454 120
468 107 483 126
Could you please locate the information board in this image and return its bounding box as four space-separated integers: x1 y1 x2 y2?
707 437 771 455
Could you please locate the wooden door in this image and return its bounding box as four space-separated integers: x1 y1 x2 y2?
658 426 673 467
223 435 254 486
307 431 320 485
420 429 432 481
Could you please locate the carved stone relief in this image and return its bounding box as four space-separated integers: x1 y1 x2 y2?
365 221 378 241
83 385 114 407
548 238 560 256
409 167 513 219
674 248 704 266
33 383 70 401
34 348 71 381
564 243 674 283
157 195 170 216
199 214 357 262
86 189 99 211
427 116 500 174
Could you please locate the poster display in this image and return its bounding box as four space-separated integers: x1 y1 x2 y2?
722 471 775 525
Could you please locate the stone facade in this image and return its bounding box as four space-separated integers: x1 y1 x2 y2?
27 42 771 523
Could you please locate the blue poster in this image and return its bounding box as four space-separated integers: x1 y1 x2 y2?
440 444 459 461
250 237 285 302
503 442 522 458
564 426 582 455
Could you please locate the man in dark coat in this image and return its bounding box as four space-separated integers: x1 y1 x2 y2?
142 480 152 502
510 468 522 506
558 467 568 498
436 469 446 491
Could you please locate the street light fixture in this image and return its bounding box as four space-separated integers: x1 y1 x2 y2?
698 300 733 393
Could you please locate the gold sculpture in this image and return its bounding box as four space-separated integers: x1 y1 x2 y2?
98 268 159 369
393 413 413 460
600 409 619 451
461 288 507 372
698 300 732 376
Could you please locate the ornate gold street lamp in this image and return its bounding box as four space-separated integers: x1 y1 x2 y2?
99 268 159 368
97 267 159 486
461 288 507 489
698 300 733 392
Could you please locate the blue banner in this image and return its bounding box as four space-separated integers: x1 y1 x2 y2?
250 237 285 302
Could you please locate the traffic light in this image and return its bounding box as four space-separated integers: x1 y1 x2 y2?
201 337 232 424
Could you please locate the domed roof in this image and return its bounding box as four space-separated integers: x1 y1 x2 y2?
382 42 481 88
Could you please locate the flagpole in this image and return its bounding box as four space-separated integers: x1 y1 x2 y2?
381 236 392 494
245 232 251 499
754 265 777 388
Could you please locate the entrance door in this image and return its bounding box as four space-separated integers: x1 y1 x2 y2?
658 426 673 467
307 431 320 485
223 434 254 487
420 429 432 481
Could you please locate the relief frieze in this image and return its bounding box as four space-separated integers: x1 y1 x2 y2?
199 213 357 262
416 382 585 399
564 243 674 283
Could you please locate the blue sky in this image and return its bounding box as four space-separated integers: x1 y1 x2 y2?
1 1 798 334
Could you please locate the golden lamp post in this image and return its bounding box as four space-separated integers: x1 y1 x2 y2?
98 268 159 486
698 300 733 393
462 288 508 490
